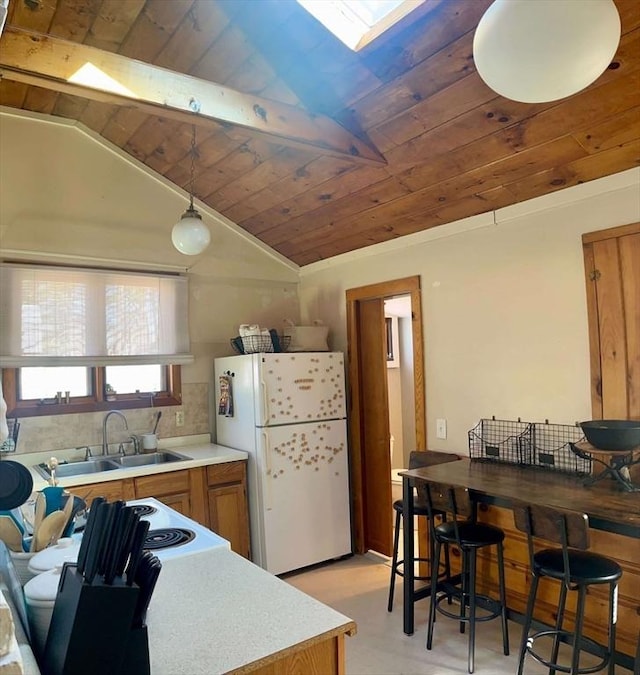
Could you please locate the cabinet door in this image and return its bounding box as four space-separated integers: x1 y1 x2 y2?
153 491 191 517
207 483 250 559
206 462 250 559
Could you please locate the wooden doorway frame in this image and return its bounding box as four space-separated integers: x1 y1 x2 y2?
346 275 426 554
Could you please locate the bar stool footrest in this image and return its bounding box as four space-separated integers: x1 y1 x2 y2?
435 588 504 624
393 558 451 584
525 629 611 675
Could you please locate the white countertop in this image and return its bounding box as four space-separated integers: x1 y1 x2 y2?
2 538 355 675
148 548 356 674
9 436 247 491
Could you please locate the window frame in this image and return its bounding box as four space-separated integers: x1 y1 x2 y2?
2 365 181 418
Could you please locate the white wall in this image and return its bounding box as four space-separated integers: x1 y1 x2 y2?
0 110 301 448
298 169 640 455
398 315 415 465
386 367 403 469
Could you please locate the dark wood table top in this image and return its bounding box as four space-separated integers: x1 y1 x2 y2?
402 458 640 538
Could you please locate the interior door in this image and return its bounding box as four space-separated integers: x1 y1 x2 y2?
357 298 392 556
346 275 426 556
583 222 640 482
583 223 640 420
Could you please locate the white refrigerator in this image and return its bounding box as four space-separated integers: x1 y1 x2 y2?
214 352 352 575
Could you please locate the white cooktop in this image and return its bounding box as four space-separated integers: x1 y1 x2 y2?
127 497 229 561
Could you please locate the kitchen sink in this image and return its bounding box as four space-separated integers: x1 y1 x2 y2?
35 458 120 480
111 451 191 468
34 451 191 479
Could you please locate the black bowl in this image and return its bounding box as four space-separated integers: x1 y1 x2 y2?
579 420 640 452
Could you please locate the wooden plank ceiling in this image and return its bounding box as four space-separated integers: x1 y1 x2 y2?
1 0 639 267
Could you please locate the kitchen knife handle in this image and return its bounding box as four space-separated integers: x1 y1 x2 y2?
95 502 116 578
126 519 150 585
133 554 162 628
103 501 126 584
115 508 138 578
76 496 105 574
83 501 109 584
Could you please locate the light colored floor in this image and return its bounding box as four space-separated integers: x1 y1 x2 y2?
283 472 632 674
285 554 632 675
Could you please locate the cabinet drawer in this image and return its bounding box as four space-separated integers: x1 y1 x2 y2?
207 461 245 486
135 470 190 496
72 479 135 505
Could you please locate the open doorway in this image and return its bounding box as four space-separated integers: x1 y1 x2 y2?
384 295 415 473
346 276 426 556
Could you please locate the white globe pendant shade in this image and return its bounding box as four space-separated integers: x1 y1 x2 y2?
171 207 211 256
473 0 621 104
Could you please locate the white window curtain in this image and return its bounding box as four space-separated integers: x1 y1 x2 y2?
0 263 193 366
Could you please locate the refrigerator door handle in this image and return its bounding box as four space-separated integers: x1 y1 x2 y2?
259 378 269 427
262 430 273 511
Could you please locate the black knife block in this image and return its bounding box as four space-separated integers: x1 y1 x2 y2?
42 563 150 675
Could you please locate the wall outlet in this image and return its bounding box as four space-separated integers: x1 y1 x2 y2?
175 410 185 427
436 418 447 439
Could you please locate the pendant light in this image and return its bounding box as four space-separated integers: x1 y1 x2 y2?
171 125 211 255
473 0 621 104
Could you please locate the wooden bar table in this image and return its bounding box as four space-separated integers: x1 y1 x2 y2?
400 459 640 665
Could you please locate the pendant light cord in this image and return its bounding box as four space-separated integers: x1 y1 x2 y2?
188 125 197 211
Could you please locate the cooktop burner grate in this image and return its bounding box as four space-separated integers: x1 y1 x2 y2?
144 528 195 550
132 504 157 518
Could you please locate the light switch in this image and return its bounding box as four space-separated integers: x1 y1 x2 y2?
436 418 447 439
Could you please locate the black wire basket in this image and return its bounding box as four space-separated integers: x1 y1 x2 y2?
468 418 533 466
468 417 590 476
230 334 291 354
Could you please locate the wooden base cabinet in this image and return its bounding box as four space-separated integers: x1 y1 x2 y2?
206 462 250 559
470 503 640 661
65 461 251 559
236 631 353 675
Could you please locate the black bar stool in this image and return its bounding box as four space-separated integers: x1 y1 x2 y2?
513 503 622 675
387 451 460 612
420 481 510 674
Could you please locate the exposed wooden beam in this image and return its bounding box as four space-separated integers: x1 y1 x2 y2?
0 27 386 165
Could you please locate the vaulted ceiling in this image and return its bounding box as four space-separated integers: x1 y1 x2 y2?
1 0 639 266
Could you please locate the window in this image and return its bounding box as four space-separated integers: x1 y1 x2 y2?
2 364 181 417
0 263 191 366
296 0 424 51
0 263 190 417
20 366 90 399
105 365 164 395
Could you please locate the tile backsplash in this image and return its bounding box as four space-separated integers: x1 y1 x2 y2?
9 382 210 456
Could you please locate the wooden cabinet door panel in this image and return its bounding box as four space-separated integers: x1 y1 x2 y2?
207 484 250 558
155 491 191 516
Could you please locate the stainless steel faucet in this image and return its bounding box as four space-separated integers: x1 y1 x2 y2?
102 410 128 456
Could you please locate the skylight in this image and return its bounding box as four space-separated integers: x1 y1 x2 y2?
297 0 424 51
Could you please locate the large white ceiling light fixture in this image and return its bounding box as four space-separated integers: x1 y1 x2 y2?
473 0 621 104
171 125 210 256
